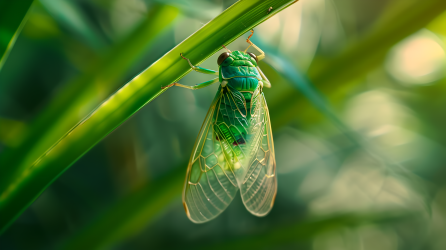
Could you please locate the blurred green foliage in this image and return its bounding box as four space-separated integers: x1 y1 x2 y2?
2 0 446 249
0 3 179 233
0 1 34 70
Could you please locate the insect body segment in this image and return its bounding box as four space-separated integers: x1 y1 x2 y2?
164 31 276 223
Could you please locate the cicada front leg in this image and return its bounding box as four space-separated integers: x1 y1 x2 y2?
161 53 220 89
243 30 271 88
180 53 218 75
162 78 219 90
244 30 265 61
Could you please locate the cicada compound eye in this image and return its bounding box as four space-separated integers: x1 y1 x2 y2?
217 52 230 65
247 52 258 63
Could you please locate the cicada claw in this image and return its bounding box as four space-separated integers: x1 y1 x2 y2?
161 83 176 89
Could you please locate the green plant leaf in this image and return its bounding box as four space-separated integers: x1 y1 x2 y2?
0 0 34 71
61 166 185 250
0 118 26 146
0 0 298 234
261 40 434 218
0 4 179 186
39 0 106 50
258 38 354 138
268 0 446 128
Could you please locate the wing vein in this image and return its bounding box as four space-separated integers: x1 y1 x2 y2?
198 183 223 211
205 171 228 206
212 167 234 199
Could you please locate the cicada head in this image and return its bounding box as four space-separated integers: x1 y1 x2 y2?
217 50 258 67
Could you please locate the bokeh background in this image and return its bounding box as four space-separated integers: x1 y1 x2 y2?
2 0 446 249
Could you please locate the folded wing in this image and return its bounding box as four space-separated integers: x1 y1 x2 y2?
183 86 277 223
183 88 239 223
240 95 277 216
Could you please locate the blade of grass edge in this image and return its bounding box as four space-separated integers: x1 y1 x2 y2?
269 0 446 128
0 0 35 71
39 0 106 50
261 40 434 218
0 3 179 197
0 0 298 234
62 165 185 250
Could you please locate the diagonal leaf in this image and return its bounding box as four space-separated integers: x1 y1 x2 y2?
61 166 185 250
0 0 298 234
261 40 434 217
0 0 34 71
268 0 446 128
258 39 355 138
0 118 26 146
0 4 179 189
39 0 106 50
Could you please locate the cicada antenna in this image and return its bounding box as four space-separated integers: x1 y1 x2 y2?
222 44 231 53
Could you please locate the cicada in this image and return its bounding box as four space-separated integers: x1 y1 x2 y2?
163 30 276 223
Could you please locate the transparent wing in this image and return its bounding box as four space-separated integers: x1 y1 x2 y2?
240 94 277 216
183 88 239 223
214 85 277 216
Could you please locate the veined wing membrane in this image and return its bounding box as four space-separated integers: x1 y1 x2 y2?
183 88 239 223
240 95 277 216
184 87 276 222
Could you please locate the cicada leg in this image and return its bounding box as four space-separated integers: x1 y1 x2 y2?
243 30 271 88
257 70 271 88
162 77 219 90
180 53 218 75
244 30 265 61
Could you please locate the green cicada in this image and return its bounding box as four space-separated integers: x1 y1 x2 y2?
163 30 276 223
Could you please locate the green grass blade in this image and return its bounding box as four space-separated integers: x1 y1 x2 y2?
269 0 446 128
259 40 353 135
0 0 298 234
262 42 433 217
62 167 185 250
39 0 106 50
0 0 34 71
0 118 26 146
0 4 178 189
309 0 446 86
